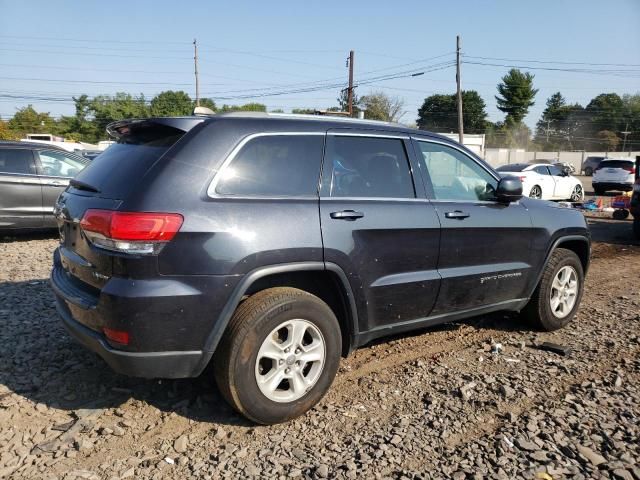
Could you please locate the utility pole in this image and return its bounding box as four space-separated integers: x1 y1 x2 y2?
193 39 200 107
621 123 631 153
456 35 464 144
347 50 354 116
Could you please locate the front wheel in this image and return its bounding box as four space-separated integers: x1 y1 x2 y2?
522 248 584 331
529 185 542 199
570 184 584 202
213 287 342 424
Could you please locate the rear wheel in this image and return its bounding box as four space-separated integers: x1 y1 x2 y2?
529 185 542 199
584 167 593 176
214 287 342 424
570 184 584 202
522 248 584 331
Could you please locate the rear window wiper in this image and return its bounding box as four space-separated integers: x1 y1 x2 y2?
70 179 100 193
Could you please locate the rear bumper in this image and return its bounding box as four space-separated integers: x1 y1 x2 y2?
55 297 206 378
592 182 633 192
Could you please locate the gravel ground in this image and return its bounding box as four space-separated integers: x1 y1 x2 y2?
0 223 639 480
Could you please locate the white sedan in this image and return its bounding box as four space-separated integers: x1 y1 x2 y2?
496 163 584 201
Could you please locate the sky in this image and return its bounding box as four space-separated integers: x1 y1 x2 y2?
1 0 639 131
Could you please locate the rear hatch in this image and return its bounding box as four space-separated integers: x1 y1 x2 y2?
594 160 635 183
55 118 202 292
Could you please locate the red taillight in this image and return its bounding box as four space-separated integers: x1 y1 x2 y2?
103 327 130 345
80 209 183 254
80 210 183 241
519 176 526 182
623 166 636 174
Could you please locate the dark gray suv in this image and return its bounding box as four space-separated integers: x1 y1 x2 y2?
0 141 89 231
50 113 590 424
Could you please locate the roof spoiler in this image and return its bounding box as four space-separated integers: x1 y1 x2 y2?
106 117 205 139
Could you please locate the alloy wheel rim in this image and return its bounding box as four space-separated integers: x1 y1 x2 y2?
530 186 542 199
571 185 583 201
255 319 326 403
549 265 578 319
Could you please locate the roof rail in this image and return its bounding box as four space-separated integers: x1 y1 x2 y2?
214 111 400 126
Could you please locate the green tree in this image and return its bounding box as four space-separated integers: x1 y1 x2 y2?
534 93 586 149
336 88 360 115
360 91 405 122
197 98 217 112
150 90 193 117
595 130 621 150
0 119 18 140
218 103 267 113
495 69 538 123
7 105 57 136
55 94 99 143
89 92 149 139
585 93 624 137
291 108 316 114
417 90 488 133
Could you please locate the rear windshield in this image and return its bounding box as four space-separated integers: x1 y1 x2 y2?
599 160 633 169
72 124 185 198
496 164 529 172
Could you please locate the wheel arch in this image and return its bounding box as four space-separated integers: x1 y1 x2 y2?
194 262 359 375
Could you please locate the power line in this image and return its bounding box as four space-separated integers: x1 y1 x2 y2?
465 55 640 68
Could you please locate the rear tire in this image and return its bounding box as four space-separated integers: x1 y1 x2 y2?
529 185 542 199
584 167 593 176
522 248 584 331
213 287 342 424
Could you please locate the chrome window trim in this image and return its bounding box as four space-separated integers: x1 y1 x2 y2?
207 131 325 198
0 171 40 177
327 132 409 140
320 197 428 203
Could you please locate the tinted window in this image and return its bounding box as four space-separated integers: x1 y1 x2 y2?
416 141 497 201
496 164 528 172
324 136 414 198
599 160 633 169
73 124 185 199
216 135 323 196
37 150 88 177
0 148 33 174
548 165 563 176
533 166 549 175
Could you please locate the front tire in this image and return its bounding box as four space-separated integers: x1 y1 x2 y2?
522 248 584 331
570 184 584 202
214 287 342 424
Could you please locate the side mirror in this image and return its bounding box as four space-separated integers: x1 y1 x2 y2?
496 176 523 203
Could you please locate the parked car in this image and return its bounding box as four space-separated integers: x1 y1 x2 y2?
0 141 89 231
554 161 576 174
80 150 102 161
630 159 640 240
582 156 605 176
592 158 636 194
496 163 584 201
51 113 590 424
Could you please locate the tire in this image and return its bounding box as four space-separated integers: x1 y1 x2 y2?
634 218 640 240
529 185 542 199
584 167 593 176
213 287 342 424
612 209 629 220
522 248 584 331
570 184 584 202
593 186 605 196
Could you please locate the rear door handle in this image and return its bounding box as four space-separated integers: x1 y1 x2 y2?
45 180 66 186
444 210 470 220
330 210 364 220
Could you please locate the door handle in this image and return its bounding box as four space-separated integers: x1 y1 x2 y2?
330 210 364 220
445 210 470 220
46 180 66 186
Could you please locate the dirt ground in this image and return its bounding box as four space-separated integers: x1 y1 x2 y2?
0 216 638 480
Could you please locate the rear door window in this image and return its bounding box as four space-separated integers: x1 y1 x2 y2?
533 166 549 175
0 148 35 174
323 135 415 198
214 134 324 197
37 150 88 177
72 123 186 199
